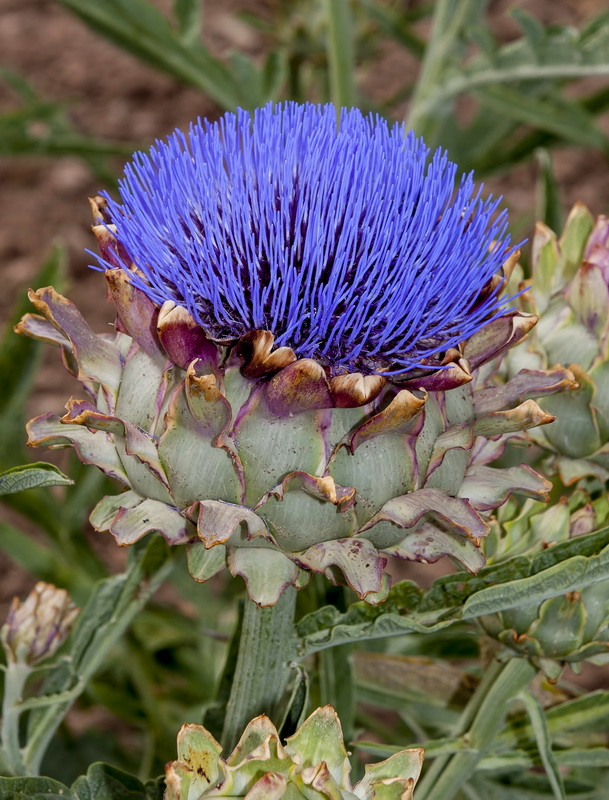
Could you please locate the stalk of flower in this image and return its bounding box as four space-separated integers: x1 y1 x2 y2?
1 583 78 775
502 204 609 486
17 104 568 608
164 705 423 800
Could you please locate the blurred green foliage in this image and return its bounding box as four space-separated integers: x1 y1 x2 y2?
1 1 609 798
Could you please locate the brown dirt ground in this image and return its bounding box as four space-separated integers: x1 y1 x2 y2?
1 0 608 694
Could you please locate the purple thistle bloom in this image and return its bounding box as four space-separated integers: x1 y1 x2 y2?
95 103 517 376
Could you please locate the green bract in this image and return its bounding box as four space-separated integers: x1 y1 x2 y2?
164 706 423 800
504 204 609 485
481 492 609 680
16 203 567 606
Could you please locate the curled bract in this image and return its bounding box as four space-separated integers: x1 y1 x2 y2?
18 266 559 606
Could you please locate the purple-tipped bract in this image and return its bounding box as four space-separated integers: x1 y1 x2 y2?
95 103 516 376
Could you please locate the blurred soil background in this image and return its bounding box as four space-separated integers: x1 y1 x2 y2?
1 0 609 685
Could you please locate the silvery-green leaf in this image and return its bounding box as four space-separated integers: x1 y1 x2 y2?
0 462 73 495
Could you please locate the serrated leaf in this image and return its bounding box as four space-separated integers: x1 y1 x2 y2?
510 9 545 49
461 540 609 619
0 462 73 495
298 526 609 654
409 12 609 145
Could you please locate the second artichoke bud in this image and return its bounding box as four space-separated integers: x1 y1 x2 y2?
505 204 609 485
481 492 609 680
1 582 78 666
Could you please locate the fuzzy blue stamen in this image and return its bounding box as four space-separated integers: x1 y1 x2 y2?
95 103 518 375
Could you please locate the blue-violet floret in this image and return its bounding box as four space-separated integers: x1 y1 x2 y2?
95 103 518 376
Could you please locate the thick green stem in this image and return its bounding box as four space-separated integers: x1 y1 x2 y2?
1 662 31 775
416 658 536 800
221 588 298 753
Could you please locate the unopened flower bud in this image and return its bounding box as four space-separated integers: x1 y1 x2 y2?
1 582 79 665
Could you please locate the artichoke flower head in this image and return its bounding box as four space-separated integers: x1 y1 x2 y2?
18 104 564 605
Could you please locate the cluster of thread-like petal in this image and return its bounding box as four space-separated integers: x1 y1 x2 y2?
94 103 517 376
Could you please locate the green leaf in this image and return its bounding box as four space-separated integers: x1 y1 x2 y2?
471 772 606 800
297 526 609 654
71 763 148 800
475 84 607 149
0 522 69 587
0 244 65 439
355 736 472 761
0 776 73 800
0 462 73 496
173 0 201 46
357 0 425 59
461 527 609 620
0 246 73 537
519 691 566 800
56 0 244 109
202 596 244 742
319 644 355 744
499 691 609 745
510 8 545 49
408 10 609 145
478 747 609 771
